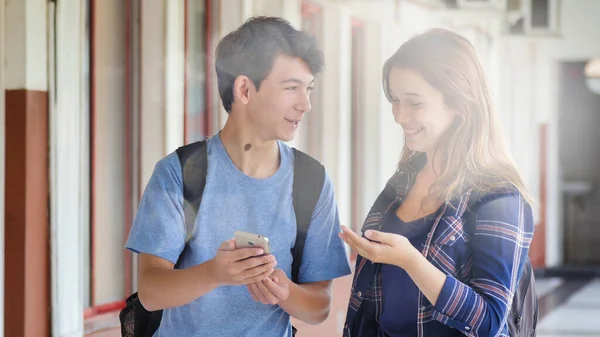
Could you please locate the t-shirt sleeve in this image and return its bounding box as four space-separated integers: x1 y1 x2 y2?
125 152 186 264
297 171 352 283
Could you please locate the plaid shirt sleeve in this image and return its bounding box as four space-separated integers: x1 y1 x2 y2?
433 192 535 336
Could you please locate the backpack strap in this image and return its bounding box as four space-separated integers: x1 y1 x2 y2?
175 140 208 267
291 149 325 284
174 142 324 284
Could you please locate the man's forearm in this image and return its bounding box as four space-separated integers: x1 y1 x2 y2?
138 260 218 311
279 281 332 325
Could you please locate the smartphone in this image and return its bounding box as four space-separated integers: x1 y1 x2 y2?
234 231 271 255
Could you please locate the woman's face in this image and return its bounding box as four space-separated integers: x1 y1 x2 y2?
387 67 457 155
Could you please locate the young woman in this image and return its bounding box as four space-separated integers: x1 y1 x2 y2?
339 28 535 337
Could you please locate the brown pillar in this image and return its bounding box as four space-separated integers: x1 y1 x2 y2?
4 89 50 337
530 124 547 269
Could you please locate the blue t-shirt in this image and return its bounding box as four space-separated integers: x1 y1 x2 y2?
125 134 351 337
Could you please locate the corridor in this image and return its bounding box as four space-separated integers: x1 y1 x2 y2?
85 276 600 337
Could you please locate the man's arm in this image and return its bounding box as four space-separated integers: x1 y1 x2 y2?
278 279 332 324
137 254 217 311
248 269 332 324
139 240 276 311
248 171 351 323
126 154 276 311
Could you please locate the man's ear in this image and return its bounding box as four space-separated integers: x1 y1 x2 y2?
233 75 253 107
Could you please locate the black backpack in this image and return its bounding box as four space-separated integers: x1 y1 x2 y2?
119 140 325 337
467 192 538 337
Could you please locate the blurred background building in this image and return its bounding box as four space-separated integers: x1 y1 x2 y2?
2 0 600 336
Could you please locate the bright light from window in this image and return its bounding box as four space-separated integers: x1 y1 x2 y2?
584 58 600 95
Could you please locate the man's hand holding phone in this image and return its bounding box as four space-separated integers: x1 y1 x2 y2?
247 269 290 305
209 239 277 286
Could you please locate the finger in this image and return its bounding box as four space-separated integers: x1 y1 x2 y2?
257 281 279 305
364 230 394 245
247 284 259 302
238 254 276 271
238 261 275 282
339 226 362 243
219 239 236 251
232 247 265 261
339 228 365 249
341 229 375 258
243 268 274 284
263 277 287 300
249 283 268 304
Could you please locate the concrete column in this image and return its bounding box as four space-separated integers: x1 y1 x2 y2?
378 22 406 188
4 0 50 336
319 5 352 227
48 0 87 335
281 0 301 29
165 0 185 151
216 0 249 129
140 0 167 188
360 21 385 221
93 0 127 305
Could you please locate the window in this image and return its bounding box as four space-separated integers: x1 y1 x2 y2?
531 0 549 28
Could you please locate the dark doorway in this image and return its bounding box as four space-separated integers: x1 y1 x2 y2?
559 61 600 266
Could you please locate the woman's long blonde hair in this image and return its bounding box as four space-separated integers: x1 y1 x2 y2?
383 28 534 206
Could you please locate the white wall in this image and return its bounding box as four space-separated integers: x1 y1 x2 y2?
543 0 600 267
319 5 353 227
497 37 542 223
4 0 48 91
551 0 600 61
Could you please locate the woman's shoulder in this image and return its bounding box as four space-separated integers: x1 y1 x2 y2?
469 180 531 206
466 183 534 231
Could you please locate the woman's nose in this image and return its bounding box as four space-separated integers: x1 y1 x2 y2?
393 104 411 124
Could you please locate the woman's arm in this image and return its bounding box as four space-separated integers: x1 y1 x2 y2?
426 193 534 335
340 192 534 336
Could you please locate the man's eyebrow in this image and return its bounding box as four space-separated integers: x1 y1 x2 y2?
280 78 315 85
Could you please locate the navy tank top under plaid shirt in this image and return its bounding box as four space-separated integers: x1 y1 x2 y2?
378 207 436 337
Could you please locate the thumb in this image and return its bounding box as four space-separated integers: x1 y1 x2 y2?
364 230 393 244
219 239 235 251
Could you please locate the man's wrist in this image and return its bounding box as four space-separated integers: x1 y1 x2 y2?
277 275 294 306
196 259 220 289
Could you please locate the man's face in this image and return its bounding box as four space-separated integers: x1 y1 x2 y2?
246 55 314 142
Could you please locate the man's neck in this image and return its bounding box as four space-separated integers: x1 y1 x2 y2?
219 118 280 179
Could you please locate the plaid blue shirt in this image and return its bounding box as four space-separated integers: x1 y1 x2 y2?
343 153 534 337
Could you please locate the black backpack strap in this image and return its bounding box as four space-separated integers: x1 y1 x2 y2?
291 149 325 284
175 140 208 266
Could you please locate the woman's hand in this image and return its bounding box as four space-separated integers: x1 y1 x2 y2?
339 225 421 269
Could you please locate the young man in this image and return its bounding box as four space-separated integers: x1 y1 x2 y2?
125 16 351 336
